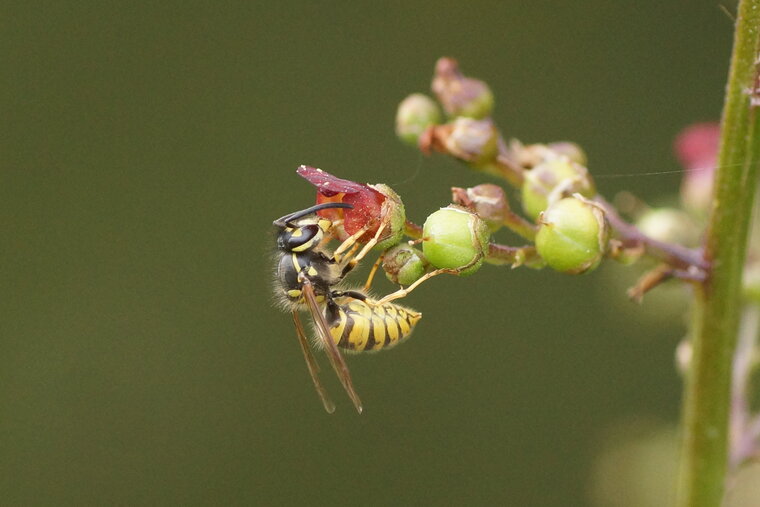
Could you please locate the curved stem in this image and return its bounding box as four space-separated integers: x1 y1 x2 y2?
676 1 760 505
593 196 709 271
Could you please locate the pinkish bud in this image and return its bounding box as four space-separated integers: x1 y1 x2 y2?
431 57 494 119
675 122 719 214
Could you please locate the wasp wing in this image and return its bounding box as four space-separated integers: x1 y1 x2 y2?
292 311 335 414
301 278 363 413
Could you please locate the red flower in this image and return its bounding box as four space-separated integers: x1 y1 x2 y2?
296 165 388 242
674 122 720 212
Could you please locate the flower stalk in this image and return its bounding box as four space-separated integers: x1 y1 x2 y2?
676 0 760 504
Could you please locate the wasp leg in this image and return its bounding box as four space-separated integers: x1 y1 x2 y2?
351 222 387 265
333 226 370 261
373 254 483 305
363 255 384 291
332 219 388 265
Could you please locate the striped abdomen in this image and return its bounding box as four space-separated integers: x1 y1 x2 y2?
327 297 421 352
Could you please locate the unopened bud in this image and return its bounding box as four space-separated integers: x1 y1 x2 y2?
431 57 494 119
635 208 700 247
395 93 443 146
535 196 608 274
521 158 596 220
422 206 491 276
452 184 508 232
546 142 588 166
443 117 498 166
383 244 428 286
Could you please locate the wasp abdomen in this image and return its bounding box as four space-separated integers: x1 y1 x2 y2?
328 298 422 352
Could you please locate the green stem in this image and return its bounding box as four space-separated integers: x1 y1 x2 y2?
676 1 760 505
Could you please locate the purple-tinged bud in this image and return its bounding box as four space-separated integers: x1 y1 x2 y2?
422 206 491 276
383 244 428 286
546 142 588 166
521 158 596 220
443 117 498 166
511 141 588 170
451 184 508 232
535 196 608 274
431 57 494 119
395 93 443 146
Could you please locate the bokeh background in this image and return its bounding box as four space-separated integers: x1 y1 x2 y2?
1 1 741 505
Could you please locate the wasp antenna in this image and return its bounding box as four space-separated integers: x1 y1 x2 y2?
273 202 354 227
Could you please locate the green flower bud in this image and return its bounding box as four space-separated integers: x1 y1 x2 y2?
422 206 491 276
635 208 700 247
431 57 494 119
383 244 428 286
443 117 498 166
535 196 608 274
521 158 596 220
451 183 508 232
395 93 443 146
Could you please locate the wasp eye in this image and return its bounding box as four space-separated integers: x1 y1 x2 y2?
279 224 322 252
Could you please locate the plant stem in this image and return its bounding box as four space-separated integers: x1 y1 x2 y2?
676 1 760 505
594 196 709 271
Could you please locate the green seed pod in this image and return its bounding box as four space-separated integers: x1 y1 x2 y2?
383 244 428 286
443 117 498 167
422 206 491 276
521 158 596 220
395 93 443 146
535 196 609 274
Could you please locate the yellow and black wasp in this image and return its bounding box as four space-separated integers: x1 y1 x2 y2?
273 202 421 413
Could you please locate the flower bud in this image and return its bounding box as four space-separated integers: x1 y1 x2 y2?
535 196 608 274
546 142 588 166
675 123 719 214
383 244 428 286
443 117 498 166
635 208 700 247
422 206 491 276
395 93 443 146
521 158 596 220
431 57 494 119
298 166 405 248
452 183 508 232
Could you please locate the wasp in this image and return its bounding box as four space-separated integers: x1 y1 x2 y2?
274 202 422 413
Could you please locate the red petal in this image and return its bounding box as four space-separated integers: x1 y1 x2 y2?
674 123 720 171
297 165 368 197
343 188 385 237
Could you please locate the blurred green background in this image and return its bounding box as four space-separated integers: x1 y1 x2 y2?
1 1 736 505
